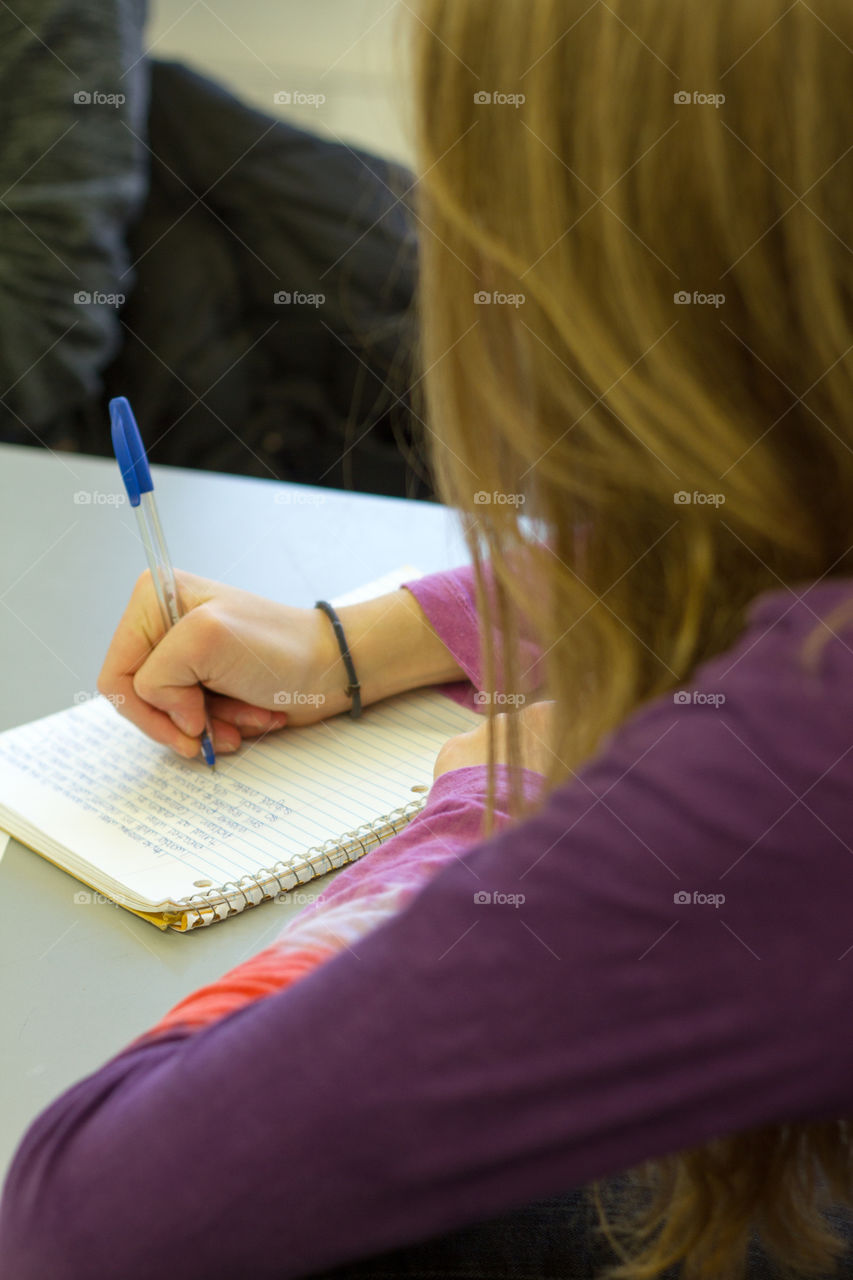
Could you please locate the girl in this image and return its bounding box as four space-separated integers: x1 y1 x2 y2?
3 1 853 1277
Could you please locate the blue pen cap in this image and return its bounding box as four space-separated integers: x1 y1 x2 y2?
110 396 153 508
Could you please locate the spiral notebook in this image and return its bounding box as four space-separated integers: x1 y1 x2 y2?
0 569 481 931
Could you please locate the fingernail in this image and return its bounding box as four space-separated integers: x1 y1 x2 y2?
217 740 239 754
173 713 195 736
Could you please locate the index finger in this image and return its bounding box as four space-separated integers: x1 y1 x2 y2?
97 570 199 757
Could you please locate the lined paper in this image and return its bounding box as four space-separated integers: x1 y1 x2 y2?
0 690 480 909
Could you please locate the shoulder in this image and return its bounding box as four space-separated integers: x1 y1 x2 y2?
507 578 853 981
585 575 853 803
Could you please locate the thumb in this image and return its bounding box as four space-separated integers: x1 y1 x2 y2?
132 612 217 737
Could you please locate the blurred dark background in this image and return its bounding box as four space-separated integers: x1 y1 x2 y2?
0 0 432 498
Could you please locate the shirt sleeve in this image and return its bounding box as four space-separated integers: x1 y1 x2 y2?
127 765 542 1043
403 565 545 698
2 668 851 1280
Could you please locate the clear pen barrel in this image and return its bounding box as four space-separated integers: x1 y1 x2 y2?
137 491 181 629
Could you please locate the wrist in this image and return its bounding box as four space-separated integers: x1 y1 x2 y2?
332 588 464 709
315 600 362 717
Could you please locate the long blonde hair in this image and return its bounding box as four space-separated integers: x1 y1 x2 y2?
410 1 853 1274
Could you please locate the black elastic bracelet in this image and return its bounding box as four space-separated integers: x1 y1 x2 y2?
315 600 362 719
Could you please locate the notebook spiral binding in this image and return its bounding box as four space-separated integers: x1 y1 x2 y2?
169 795 426 931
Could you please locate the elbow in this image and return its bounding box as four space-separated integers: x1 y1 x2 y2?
0 1091 141 1280
0 1150 90 1280
0 1073 157 1280
0 1147 150 1280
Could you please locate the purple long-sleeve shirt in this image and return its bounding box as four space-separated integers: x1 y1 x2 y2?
3 565 853 1279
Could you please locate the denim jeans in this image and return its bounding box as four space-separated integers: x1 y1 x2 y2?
306 1182 853 1280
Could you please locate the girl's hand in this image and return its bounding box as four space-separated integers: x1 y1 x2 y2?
98 571 465 760
98 571 343 758
433 700 556 780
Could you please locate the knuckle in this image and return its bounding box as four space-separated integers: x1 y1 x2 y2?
132 667 153 703
174 568 204 607
185 603 223 647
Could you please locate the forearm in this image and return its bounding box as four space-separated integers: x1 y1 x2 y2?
325 588 467 711
328 561 547 715
122 765 533 1043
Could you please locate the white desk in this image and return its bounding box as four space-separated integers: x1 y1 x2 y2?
0 443 466 1182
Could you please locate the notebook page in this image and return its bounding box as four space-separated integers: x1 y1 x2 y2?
0 691 480 909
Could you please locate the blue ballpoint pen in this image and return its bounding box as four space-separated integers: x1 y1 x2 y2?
110 396 217 767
